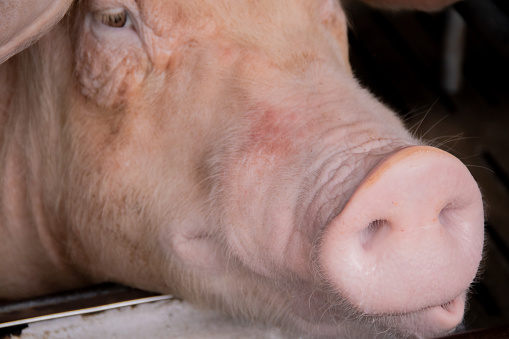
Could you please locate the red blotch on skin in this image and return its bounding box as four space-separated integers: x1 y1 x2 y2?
247 108 298 163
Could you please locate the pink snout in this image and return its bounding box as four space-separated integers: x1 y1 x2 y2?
320 146 484 328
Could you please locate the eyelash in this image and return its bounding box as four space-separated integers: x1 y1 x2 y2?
95 9 130 28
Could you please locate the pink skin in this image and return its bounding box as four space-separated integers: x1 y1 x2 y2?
0 0 483 338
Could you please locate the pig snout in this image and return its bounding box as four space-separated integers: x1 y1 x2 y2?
320 146 484 331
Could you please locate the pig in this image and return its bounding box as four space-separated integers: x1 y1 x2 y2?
0 0 485 338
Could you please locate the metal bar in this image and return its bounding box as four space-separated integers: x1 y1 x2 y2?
0 294 173 329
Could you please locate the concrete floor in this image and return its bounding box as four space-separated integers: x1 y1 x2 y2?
13 299 288 339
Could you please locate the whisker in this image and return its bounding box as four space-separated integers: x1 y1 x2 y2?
419 114 449 140
428 133 466 150
465 164 494 173
456 151 482 161
407 99 440 135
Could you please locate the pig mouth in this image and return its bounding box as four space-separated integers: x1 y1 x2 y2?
366 293 468 338
282 286 467 338
424 293 466 325
439 298 459 313
380 291 465 317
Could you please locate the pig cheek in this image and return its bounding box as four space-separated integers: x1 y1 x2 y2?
75 33 149 108
225 116 314 279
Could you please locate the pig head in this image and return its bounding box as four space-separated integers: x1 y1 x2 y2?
0 0 484 337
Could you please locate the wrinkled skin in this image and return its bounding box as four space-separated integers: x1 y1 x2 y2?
0 0 484 338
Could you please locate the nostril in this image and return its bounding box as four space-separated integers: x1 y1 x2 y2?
360 219 391 249
438 203 460 230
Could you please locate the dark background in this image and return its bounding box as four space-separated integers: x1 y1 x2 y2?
345 0 509 332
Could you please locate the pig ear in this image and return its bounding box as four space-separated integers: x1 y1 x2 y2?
0 0 73 64
354 0 461 11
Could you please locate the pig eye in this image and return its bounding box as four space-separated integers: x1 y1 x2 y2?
95 9 132 28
